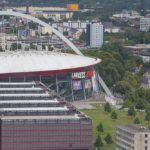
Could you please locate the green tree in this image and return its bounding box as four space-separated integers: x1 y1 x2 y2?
94 135 103 149
135 98 146 110
128 106 136 116
145 111 150 121
104 102 111 113
63 31 68 36
79 31 86 41
134 117 140 124
0 46 3 52
104 133 113 144
29 22 37 29
11 43 21 51
97 123 104 132
114 81 132 95
111 111 118 119
30 44 37 50
122 99 132 108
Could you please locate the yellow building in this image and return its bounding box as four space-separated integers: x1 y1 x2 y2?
67 4 79 11
13 7 74 20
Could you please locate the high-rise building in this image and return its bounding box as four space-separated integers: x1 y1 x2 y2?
86 22 103 48
116 124 150 150
0 82 92 150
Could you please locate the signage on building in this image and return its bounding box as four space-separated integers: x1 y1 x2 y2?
72 80 82 90
72 70 93 79
85 79 92 89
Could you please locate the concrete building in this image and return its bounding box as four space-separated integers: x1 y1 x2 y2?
63 20 90 32
38 26 52 35
116 125 150 150
0 82 92 150
0 33 17 50
0 33 6 50
141 72 150 88
41 11 74 21
86 22 103 48
103 22 121 33
140 17 150 32
112 10 140 20
123 44 150 63
123 44 150 55
140 52 150 63
13 7 74 21
18 29 32 39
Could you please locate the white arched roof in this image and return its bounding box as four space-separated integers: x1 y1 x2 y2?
0 51 101 74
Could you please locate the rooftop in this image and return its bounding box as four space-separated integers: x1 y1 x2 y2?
0 82 89 121
117 124 150 133
124 44 150 49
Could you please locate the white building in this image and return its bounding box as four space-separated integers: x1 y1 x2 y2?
38 26 52 35
0 33 17 50
140 17 150 31
63 20 89 32
141 72 150 88
103 22 121 33
112 10 140 20
116 125 150 150
86 22 103 48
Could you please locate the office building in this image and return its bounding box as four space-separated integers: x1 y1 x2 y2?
0 82 92 150
86 22 103 48
116 124 150 150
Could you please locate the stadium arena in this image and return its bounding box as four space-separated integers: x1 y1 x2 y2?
0 10 115 104
0 51 101 101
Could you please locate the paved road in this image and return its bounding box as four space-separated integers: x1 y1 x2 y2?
71 100 105 110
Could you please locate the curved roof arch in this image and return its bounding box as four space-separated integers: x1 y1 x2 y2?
0 9 83 55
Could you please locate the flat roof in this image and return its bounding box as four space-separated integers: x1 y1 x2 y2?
0 93 50 97
0 100 59 104
0 107 68 111
124 44 150 49
1 114 81 120
0 82 89 121
0 88 43 91
117 124 150 133
0 82 36 85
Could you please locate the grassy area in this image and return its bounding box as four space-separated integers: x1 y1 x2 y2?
81 104 149 150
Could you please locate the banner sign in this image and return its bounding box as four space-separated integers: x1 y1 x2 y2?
85 79 92 89
72 70 93 79
72 80 82 90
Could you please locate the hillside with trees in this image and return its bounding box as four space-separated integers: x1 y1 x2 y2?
83 41 150 110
